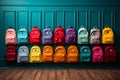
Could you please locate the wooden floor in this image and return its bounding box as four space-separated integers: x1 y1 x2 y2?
0 69 120 80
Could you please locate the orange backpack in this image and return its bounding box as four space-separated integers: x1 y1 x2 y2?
42 45 54 62
67 45 79 63
54 46 66 62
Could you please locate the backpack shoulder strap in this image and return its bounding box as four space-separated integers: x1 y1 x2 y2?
46 26 51 29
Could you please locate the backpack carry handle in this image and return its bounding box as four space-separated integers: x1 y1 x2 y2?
93 26 98 29
46 26 50 28
9 26 13 29
68 26 73 28
20 26 25 29
57 25 62 28
80 25 84 28
105 25 110 28
33 26 38 28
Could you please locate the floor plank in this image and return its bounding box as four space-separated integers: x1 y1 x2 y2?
0 69 120 80
12 70 25 80
34 70 43 80
21 70 33 80
40 69 49 80
47 70 56 80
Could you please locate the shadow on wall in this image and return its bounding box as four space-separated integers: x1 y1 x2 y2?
115 32 120 62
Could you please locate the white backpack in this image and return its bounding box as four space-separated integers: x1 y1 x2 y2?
90 27 101 44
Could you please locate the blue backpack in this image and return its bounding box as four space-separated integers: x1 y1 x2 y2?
17 46 29 63
17 27 28 44
42 26 53 44
78 26 88 44
65 26 76 44
80 46 91 62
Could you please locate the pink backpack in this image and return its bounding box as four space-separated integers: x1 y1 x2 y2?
5 27 17 45
92 46 103 63
104 46 116 63
90 27 101 44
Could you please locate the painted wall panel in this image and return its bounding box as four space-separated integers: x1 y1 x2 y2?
56 11 64 28
115 11 120 33
103 11 113 27
78 11 87 29
0 11 2 26
90 11 100 29
4 11 16 29
0 24 5 60
44 11 53 30
65 11 75 29
31 11 42 31
17 11 28 31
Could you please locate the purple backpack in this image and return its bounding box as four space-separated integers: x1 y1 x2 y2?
42 26 53 44
65 26 76 44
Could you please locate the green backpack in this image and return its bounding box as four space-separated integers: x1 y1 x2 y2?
78 26 88 44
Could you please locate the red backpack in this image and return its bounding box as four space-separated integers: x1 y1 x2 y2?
29 26 41 44
104 46 116 63
5 46 17 62
54 26 65 44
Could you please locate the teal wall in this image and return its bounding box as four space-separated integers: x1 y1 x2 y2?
0 0 120 68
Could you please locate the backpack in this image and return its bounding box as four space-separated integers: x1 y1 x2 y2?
65 26 76 44
5 46 17 62
90 27 101 44
30 45 41 63
29 26 41 44
78 27 88 44
80 46 91 62
5 27 17 45
54 26 65 44
102 26 114 44
42 45 53 62
17 27 28 44
17 46 29 63
54 46 66 62
67 45 79 63
104 46 116 62
42 26 53 44
92 46 103 63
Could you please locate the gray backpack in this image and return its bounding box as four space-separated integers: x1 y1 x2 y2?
17 46 29 63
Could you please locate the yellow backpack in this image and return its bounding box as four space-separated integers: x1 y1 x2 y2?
102 26 114 44
42 45 53 62
30 45 41 63
54 46 66 63
67 45 79 63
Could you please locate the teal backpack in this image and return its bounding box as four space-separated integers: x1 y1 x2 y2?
17 27 28 44
80 46 91 62
78 26 88 44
